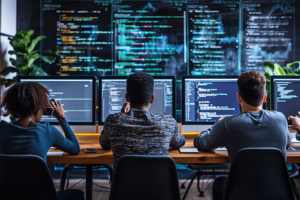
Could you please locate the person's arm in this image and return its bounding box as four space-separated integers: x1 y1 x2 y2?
170 121 185 149
48 99 80 154
49 120 80 155
99 115 114 150
194 119 227 152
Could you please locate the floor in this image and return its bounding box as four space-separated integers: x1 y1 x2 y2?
53 178 300 200
53 178 214 200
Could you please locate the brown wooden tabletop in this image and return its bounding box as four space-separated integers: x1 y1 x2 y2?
47 123 300 164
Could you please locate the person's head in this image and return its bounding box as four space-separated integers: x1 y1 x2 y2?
0 82 50 122
125 72 154 109
237 71 267 109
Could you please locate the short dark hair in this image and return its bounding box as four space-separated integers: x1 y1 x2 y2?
237 71 266 106
1 82 50 117
126 72 154 106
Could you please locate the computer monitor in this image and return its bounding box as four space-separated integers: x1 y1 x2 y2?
99 76 175 125
17 76 96 132
270 76 300 125
182 76 240 132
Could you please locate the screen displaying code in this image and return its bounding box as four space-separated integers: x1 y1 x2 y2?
101 78 173 122
184 78 240 122
42 1 113 76
273 78 300 120
19 79 94 122
113 0 186 77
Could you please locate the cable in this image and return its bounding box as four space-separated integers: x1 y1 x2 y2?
93 183 110 190
69 178 85 189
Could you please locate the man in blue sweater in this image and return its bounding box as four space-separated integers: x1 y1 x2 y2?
194 71 292 200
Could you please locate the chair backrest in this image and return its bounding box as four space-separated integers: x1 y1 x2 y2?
109 155 181 200
0 154 58 200
224 148 294 200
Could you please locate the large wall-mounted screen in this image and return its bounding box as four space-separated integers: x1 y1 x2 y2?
41 0 297 77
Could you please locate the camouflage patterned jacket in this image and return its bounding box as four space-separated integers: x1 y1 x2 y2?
99 108 185 167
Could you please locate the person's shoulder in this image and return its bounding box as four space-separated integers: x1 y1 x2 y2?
265 110 285 117
265 110 287 121
151 112 176 120
105 113 122 123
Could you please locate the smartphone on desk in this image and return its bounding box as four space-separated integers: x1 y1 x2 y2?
179 148 199 153
85 148 97 153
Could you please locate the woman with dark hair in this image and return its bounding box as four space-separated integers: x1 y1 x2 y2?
0 82 80 161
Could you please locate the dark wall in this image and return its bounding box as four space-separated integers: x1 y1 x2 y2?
17 0 40 38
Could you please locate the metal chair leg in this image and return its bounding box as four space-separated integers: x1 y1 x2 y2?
182 172 202 200
103 165 114 187
291 178 300 200
66 169 71 189
59 165 71 191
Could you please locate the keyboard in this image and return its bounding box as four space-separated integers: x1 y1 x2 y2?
215 147 227 151
47 152 63 156
287 147 300 151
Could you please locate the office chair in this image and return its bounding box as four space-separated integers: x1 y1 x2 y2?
222 148 295 200
0 154 84 200
109 155 181 200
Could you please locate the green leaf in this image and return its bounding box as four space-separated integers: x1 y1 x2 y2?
10 58 30 75
264 61 275 76
274 64 286 75
28 35 46 53
5 77 17 87
27 53 41 67
0 78 7 85
295 68 300 74
287 61 300 68
40 55 55 64
9 30 34 52
8 50 28 61
28 65 48 76
0 66 18 75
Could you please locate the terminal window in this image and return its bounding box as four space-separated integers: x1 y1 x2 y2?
101 79 173 122
273 79 300 120
184 78 240 122
188 0 240 76
42 0 113 76
113 0 187 77
20 79 94 123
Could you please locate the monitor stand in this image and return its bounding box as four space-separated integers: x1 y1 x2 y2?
181 125 212 133
54 125 95 133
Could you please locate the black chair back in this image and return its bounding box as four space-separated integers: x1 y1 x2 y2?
224 148 295 200
109 155 181 200
0 154 58 200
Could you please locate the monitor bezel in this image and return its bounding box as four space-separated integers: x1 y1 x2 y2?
17 75 97 126
270 75 299 125
98 76 176 125
181 75 239 125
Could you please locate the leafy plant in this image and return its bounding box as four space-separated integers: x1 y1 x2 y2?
0 30 60 87
264 61 300 109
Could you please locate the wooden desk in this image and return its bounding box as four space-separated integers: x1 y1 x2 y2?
47 135 300 164
47 124 300 200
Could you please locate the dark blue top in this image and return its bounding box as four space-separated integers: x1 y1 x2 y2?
0 120 80 161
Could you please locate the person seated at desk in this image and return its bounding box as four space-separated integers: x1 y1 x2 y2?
0 82 80 160
100 72 185 168
194 71 291 200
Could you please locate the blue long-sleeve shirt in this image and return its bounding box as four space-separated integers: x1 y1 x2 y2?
0 120 80 161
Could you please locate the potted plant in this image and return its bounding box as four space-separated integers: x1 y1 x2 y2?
0 29 60 87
